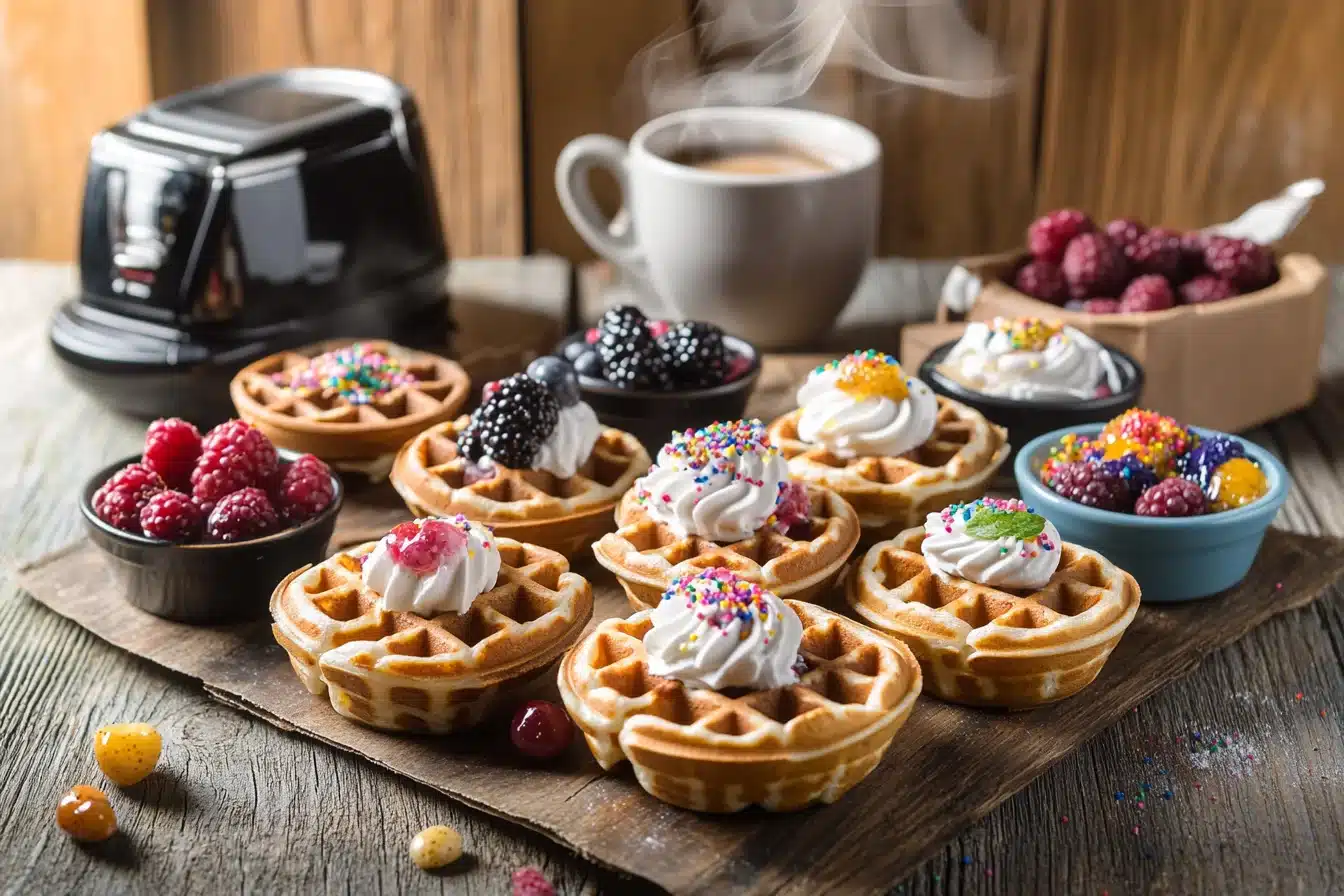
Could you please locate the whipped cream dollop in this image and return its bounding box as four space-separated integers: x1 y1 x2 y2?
643 568 804 691
533 401 601 479
921 498 1060 590
362 516 501 616
796 351 939 459
938 318 1120 401
633 419 790 542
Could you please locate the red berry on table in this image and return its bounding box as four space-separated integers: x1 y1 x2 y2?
1104 217 1146 248
1119 275 1176 313
191 449 257 505
1028 209 1095 264
141 417 202 489
512 867 556 896
510 700 573 760
1203 236 1275 292
1135 477 1207 517
1049 461 1134 512
1061 232 1128 300
139 490 206 542
1125 228 1183 281
200 419 280 481
93 463 166 533
1013 259 1068 304
206 487 279 542
1081 298 1121 315
1179 274 1238 305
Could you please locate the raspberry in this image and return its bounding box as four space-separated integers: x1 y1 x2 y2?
774 480 812 531
1135 478 1207 517
139 490 206 542
93 463 166 533
200 420 280 481
274 455 335 522
1179 231 1209 277
1082 298 1121 314
206 487 279 542
1203 236 1275 292
1125 228 1183 281
1179 275 1238 305
142 418 202 489
1101 454 1160 497
1049 461 1133 512
191 449 257 506
511 867 556 896
1028 209 1094 264
1012 260 1068 304
1180 434 1246 490
1104 217 1146 248
1061 233 1128 299
1118 275 1175 313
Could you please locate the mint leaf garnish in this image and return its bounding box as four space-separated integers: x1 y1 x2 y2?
964 508 1046 541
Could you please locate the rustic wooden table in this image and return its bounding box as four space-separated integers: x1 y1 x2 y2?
1 258 1340 895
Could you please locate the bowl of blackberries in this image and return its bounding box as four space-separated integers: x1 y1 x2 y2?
556 306 761 454
81 418 343 624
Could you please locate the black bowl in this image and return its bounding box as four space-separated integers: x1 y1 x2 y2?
555 332 762 456
918 340 1145 467
80 450 344 624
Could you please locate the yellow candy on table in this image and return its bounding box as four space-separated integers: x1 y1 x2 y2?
409 825 463 870
1209 457 1269 512
94 722 162 787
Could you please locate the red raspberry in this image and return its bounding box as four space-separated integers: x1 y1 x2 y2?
200 420 280 481
774 480 812 531
142 418 202 490
1049 461 1134 512
206 487 279 542
1118 275 1176 313
512 867 556 896
1028 209 1094 264
1203 236 1275 291
1082 298 1121 315
274 455 336 522
1125 228 1183 281
1061 233 1128 299
139 490 206 542
1135 477 1207 517
1104 217 1146 248
93 463 165 533
1179 275 1238 305
191 449 257 506
1012 260 1068 304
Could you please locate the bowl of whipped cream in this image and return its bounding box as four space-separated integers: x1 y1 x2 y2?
919 317 1143 465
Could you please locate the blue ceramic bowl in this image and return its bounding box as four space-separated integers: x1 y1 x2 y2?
1015 425 1289 603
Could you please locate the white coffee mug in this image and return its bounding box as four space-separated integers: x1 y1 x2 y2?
556 106 881 349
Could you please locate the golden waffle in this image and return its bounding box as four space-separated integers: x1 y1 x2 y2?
270 537 592 733
593 484 860 612
390 417 650 557
231 340 470 464
767 396 1008 541
846 527 1140 708
558 600 921 812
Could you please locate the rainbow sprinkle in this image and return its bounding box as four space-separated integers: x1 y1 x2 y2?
1042 408 1196 481
814 350 910 403
661 568 778 643
271 343 418 405
991 317 1064 352
939 497 1056 558
635 420 787 529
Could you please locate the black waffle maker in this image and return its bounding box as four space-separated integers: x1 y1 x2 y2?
50 68 452 422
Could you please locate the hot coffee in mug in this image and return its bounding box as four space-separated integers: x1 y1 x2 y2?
556 107 881 348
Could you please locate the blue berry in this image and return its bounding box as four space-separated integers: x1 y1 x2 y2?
1180 434 1245 490
526 356 581 407
1101 454 1160 497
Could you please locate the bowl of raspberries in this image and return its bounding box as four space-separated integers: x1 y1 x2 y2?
81 418 343 624
556 306 761 453
1014 409 1288 602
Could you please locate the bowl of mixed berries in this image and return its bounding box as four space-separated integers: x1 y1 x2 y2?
81 418 343 623
556 306 760 454
1014 409 1288 602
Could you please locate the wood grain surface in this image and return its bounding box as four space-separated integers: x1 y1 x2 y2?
2 258 1342 895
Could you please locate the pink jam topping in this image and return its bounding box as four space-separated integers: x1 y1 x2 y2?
773 480 811 531
384 518 470 575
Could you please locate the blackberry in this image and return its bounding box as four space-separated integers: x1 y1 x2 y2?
1101 454 1160 497
595 305 667 389
1180 434 1245 490
657 321 727 388
456 373 560 469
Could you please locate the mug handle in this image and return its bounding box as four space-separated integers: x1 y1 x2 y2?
555 135 644 267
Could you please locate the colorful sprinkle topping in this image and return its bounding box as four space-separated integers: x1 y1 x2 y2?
1042 408 1196 482
384 515 482 574
940 498 1056 553
814 350 910 403
653 419 777 470
271 343 418 405
661 568 778 642
990 317 1064 352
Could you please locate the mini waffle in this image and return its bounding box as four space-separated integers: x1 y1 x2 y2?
767 396 1008 541
593 484 860 612
558 600 921 812
846 527 1140 708
390 417 650 556
231 340 470 465
270 537 592 733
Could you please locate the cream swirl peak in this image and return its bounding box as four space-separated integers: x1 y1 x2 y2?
362 516 501 617
796 350 939 459
938 317 1120 401
532 401 601 479
643 568 804 691
921 498 1060 590
633 419 791 542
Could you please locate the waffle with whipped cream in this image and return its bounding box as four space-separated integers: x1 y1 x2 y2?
846 498 1140 708
559 569 921 812
937 317 1120 401
768 351 1008 540
593 420 861 611
270 517 592 733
